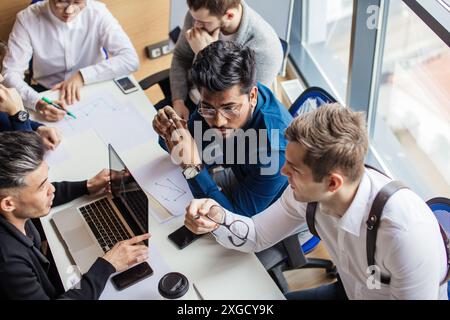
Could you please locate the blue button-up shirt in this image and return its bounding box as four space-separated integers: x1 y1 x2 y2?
160 83 292 217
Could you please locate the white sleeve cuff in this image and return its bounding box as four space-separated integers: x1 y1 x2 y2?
26 92 41 112
79 67 96 85
211 225 230 241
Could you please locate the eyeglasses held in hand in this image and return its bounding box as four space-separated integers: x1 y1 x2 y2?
205 205 249 247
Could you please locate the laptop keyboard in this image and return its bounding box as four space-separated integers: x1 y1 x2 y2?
79 198 132 253
122 190 148 231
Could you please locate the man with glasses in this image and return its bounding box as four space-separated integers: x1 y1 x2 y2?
153 41 292 217
2 0 139 121
161 0 283 120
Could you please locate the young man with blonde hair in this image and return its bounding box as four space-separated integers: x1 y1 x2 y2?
185 104 448 300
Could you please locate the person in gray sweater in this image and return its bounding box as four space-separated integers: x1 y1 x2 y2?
163 0 283 120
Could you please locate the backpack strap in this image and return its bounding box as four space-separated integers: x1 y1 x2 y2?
306 202 319 239
366 180 408 285
305 165 386 240
305 173 449 287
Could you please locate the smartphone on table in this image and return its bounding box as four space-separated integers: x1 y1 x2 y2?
114 76 139 94
111 261 154 291
168 225 203 249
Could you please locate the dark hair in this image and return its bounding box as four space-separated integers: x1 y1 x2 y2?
187 0 240 16
0 131 45 192
190 40 256 95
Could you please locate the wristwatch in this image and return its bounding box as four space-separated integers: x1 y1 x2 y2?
10 110 30 123
182 164 203 180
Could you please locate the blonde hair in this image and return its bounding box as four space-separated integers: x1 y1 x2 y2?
285 103 368 182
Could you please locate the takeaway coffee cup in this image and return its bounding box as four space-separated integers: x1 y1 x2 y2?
158 272 189 299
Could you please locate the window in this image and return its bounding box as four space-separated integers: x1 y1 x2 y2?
290 0 353 101
372 1 450 198
288 0 449 199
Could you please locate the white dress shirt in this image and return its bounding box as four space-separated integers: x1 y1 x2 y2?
213 168 448 299
2 0 139 110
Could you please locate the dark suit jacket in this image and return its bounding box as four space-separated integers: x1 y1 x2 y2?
0 181 116 300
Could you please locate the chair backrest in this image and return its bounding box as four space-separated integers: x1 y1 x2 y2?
427 197 450 237
279 38 289 57
169 26 181 44
426 197 450 299
138 68 170 94
289 86 337 117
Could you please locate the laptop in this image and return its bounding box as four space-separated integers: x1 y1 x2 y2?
53 145 148 274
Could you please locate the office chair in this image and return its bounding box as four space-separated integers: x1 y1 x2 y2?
138 26 178 107
138 68 171 98
426 197 450 299
289 86 337 116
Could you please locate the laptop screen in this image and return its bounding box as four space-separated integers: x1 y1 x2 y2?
109 145 148 235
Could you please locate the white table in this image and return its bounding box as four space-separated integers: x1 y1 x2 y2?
38 77 285 300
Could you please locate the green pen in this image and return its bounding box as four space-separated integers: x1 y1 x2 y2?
41 97 77 119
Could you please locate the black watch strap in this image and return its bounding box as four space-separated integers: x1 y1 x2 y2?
10 110 30 123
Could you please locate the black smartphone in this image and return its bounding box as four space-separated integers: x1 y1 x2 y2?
111 262 154 291
114 76 138 94
168 225 203 249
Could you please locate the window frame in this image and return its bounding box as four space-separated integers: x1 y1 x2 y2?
288 0 450 198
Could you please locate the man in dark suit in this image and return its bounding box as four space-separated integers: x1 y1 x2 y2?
0 131 150 299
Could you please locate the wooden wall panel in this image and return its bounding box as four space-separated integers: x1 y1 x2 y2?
0 0 30 42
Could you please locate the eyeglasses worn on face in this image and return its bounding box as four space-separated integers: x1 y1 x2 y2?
54 0 85 9
205 205 249 247
198 102 245 120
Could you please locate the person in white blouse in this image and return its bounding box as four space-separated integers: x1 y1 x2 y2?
2 0 139 122
184 104 449 300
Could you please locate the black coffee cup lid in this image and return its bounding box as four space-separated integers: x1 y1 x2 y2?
158 272 189 299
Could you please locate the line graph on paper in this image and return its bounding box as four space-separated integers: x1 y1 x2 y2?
132 155 194 217
153 178 187 202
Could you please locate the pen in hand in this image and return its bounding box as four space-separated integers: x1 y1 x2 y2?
41 97 77 119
